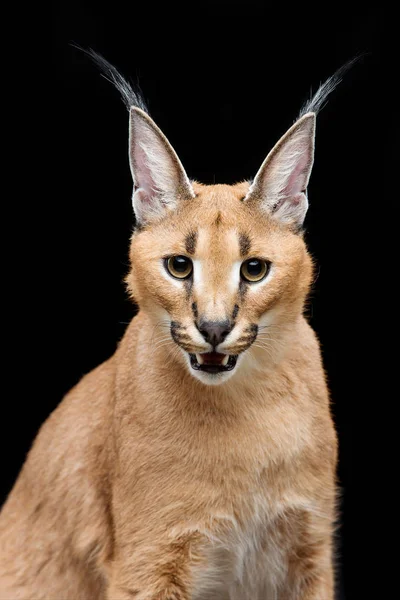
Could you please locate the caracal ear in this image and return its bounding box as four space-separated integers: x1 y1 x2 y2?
129 107 195 225
244 113 316 229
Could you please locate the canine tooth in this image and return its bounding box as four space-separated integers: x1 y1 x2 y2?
221 354 229 366
196 353 204 365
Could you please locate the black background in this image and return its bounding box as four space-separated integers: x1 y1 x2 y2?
3 2 392 599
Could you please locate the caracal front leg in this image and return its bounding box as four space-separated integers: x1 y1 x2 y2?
106 532 203 600
280 506 335 600
284 566 334 600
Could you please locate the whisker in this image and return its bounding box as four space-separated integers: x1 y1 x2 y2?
152 331 173 344
150 320 172 344
253 340 280 352
258 324 283 332
153 338 174 350
251 344 275 360
153 337 173 347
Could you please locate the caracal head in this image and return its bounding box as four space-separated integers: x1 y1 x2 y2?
126 108 314 385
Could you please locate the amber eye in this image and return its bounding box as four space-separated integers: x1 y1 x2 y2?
166 256 193 279
240 259 270 283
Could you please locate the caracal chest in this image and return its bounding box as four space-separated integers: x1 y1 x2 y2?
191 491 289 600
177 436 295 599
127 387 306 598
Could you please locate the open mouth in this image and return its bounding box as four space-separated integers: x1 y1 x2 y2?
189 352 238 374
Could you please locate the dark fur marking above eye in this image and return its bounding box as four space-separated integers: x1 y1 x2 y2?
239 233 251 257
214 212 222 226
232 304 239 320
185 231 197 255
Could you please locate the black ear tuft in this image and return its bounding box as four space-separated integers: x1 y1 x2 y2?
72 45 149 113
299 55 364 117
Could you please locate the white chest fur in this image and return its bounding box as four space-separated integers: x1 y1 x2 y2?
190 494 294 600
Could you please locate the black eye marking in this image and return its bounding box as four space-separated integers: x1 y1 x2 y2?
185 231 197 255
239 280 248 300
184 278 193 300
192 302 198 318
232 304 240 320
239 233 251 257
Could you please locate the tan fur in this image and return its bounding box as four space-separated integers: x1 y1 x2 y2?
0 180 337 599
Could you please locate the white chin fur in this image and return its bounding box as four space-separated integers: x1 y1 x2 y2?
190 369 236 386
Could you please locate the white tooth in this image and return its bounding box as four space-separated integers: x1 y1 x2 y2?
221 354 229 366
196 353 204 365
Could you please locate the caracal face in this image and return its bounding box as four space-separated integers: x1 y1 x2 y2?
128 179 312 386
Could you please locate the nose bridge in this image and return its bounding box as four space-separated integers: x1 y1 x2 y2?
197 266 232 322
193 226 238 322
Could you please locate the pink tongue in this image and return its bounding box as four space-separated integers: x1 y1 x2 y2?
202 352 225 365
